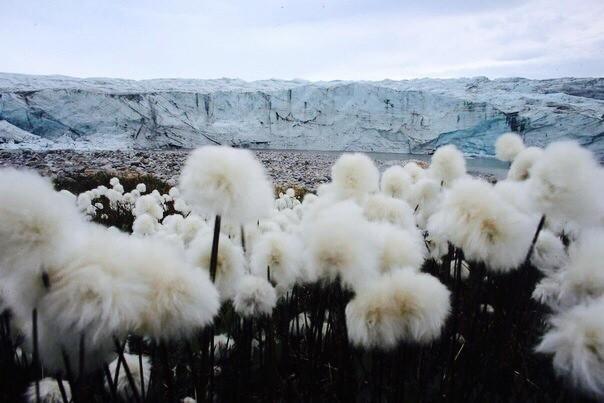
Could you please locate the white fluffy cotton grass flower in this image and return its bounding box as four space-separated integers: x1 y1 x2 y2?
132 213 158 237
425 231 449 263
179 146 273 223
162 213 185 234
380 165 412 200
25 377 71 403
528 141 604 226
106 353 151 399
36 226 219 354
250 231 302 293
173 198 192 215
428 144 466 187
132 236 220 340
187 231 246 301
180 214 206 244
363 193 416 230
558 228 604 306
233 275 277 317
371 223 426 273
536 297 604 397
427 177 535 272
493 179 537 216
495 132 525 162
133 194 163 220
303 201 379 291
531 230 568 275
345 269 450 349
403 161 425 184
330 153 379 202
0 168 85 278
409 178 441 229
36 227 149 352
0 168 87 340
507 146 543 181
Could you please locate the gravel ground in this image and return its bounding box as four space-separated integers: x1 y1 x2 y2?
0 149 430 190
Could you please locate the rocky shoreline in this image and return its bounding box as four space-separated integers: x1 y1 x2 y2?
0 149 431 190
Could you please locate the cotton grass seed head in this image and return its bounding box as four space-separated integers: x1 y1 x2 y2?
507 146 543 181
428 144 466 187
132 213 158 237
403 161 425 184
493 179 537 216
304 201 379 291
531 230 568 275
26 377 72 403
180 214 206 244
162 213 185 234
495 132 525 162
133 194 163 220
179 146 273 223
363 193 416 230
380 165 412 200
40 227 151 344
536 297 604 397
132 236 220 340
187 231 246 301
371 222 426 273
529 141 604 225
427 177 535 272
559 228 604 306
0 168 84 278
233 275 277 317
330 153 379 202
106 353 151 399
345 269 450 349
250 231 302 293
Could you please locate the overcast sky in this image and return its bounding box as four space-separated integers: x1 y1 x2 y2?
2 0 603 81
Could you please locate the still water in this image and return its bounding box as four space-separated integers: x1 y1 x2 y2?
258 148 509 179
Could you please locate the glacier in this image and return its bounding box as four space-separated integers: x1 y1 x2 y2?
0 73 603 157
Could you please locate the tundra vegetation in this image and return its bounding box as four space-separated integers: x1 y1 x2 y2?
0 133 603 402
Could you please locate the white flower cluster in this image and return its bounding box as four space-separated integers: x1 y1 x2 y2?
2 139 603 397
0 169 220 374
490 134 604 397
274 188 301 211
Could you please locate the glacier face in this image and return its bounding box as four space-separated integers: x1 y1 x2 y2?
0 73 603 157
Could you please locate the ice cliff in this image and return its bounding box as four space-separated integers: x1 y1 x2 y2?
1 73 603 157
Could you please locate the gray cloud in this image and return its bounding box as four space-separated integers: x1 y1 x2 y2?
0 0 602 79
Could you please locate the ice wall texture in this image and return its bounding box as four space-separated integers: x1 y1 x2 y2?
1 74 603 157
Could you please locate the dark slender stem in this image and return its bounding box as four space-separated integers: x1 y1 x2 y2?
32 309 40 403
210 215 222 282
103 362 119 402
525 214 546 265
41 271 50 289
112 338 127 387
139 346 145 401
113 337 142 403
56 375 70 403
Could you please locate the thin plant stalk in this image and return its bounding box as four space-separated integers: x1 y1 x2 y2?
525 214 546 265
103 362 119 402
209 215 222 282
112 337 142 403
32 309 40 403
55 375 70 403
